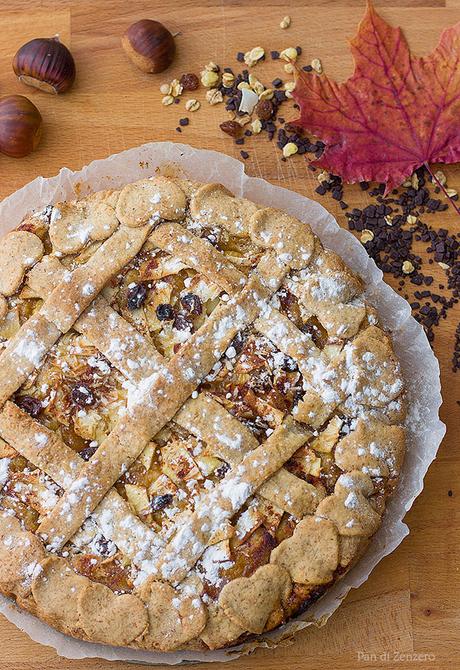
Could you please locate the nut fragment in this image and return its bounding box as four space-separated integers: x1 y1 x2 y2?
244 47 265 67
251 118 262 134
284 63 295 74
259 88 274 100
434 170 447 186
438 261 449 270
201 70 219 88
206 88 223 105
185 99 200 112
219 120 242 138
402 260 415 274
162 95 174 106
159 83 171 95
204 61 219 72
170 79 183 97
222 72 235 88
311 58 323 74
446 188 458 197
406 214 417 225
282 142 298 157
280 47 298 62
360 229 374 244
280 16 291 29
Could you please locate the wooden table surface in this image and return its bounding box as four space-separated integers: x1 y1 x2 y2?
0 1 458 668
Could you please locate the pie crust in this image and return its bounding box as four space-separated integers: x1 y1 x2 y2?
0 176 406 651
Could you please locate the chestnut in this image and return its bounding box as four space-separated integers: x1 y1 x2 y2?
13 37 76 94
122 19 175 74
0 95 42 158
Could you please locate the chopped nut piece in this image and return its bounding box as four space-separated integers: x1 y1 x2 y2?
222 72 235 88
311 58 323 74
411 172 419 190
204 61 219 72
201 70 219 88
385 215 393 226
162 95 174 106
219 120 242 137
159 83 171 95
438 261 450 270
251 118 262 134
237 81 251 91
280 15 291 29
280 47 298 62
434 170 447 186
284 81 296 93
244 46 265 67
406 214 417 225
170 79 183 97
283 142 298 157
259 88 274 100
360 229 374 244
446 188 458 197
206 88 223 105
185 99 200 112
317 171 330 184
402 260 415 274
237 114 252 126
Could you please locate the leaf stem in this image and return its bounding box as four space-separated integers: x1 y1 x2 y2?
423 162 460 217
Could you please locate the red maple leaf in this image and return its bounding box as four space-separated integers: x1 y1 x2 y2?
293 1 460 194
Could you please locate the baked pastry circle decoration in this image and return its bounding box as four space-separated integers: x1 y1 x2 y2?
0 176 406 651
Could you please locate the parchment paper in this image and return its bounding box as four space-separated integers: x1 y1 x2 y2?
0 142 446 664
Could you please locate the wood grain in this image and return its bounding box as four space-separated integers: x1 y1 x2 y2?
0 1 458 668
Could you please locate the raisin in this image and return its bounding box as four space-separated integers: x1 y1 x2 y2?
173 313 193 331
180 73 200 90
71 384 95 407
15 395 42 418
127 283 147 310
180 293 202 315
215 462 230 479
219 120 242 138
79 444 98 461
150 493 173 511
156 303 175 321
255 99 274 120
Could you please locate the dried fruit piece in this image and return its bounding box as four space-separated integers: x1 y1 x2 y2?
180 293 202 315
219 120 242 138
255 99 273 120
15 395 42 418
150 493 173 511
179 73 199 90
127 283 147 310
156 303 175 321
71 385 95 407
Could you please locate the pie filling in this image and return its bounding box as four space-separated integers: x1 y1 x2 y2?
0 177 406 651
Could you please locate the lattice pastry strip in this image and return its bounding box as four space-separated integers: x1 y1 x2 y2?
0 401 164 568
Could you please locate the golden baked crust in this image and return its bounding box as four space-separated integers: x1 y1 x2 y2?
0 177 406 651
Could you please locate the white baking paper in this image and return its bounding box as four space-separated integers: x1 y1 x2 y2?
0 142 445 664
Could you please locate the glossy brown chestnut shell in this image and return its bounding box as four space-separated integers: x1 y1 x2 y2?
13 37 76 94
0 95 42 158
122 19 176 74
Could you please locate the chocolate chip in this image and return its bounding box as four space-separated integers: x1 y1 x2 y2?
240 150 249 159
180 293 203 315
215 462 230 478
127 283 147 310
179 117 189 127
15 395 42 418
71 384 95 407
150 494 173 511
156 303 175 321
